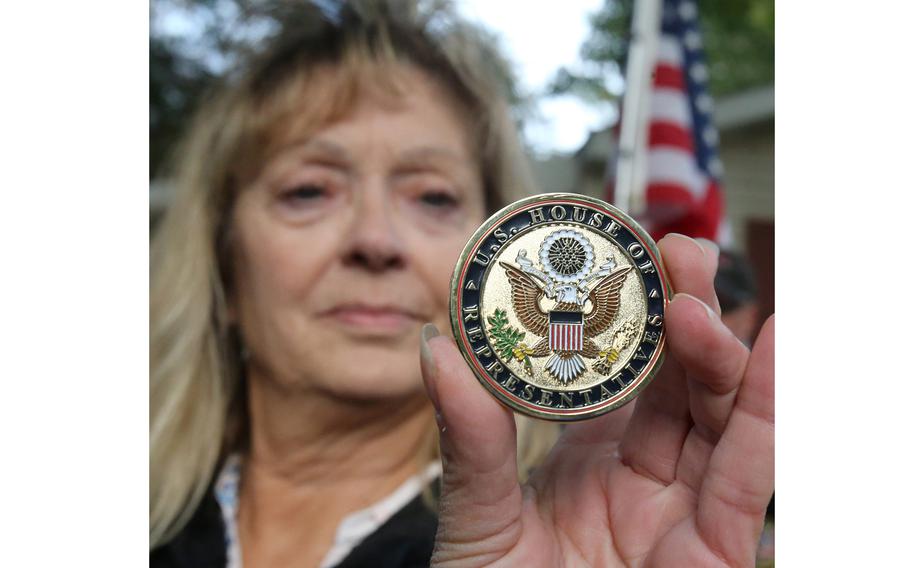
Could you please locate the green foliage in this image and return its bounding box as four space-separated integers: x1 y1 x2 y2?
149 0 282 178
486 308 525 361
697 0 774 96
550 0 773 101
150 35 216 179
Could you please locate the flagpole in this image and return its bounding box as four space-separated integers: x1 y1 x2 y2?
613 0 662 217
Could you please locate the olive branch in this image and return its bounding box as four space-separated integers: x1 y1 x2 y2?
487 308 534 373
593 318 640 375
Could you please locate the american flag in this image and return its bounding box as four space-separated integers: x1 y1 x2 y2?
610 0 726 243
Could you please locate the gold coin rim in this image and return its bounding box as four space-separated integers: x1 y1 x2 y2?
449 192 672 422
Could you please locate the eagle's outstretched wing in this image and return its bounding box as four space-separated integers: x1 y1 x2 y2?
500 262 549 337
584 265 632 337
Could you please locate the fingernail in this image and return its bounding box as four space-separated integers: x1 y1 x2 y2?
666 232 719 262
676 292 717 320
694 237 719 260
420 323 441 410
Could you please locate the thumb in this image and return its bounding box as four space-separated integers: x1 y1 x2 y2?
420 324 524 564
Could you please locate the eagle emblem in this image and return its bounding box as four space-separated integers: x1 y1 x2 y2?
494 229 635 385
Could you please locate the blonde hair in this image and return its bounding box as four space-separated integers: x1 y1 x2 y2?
151 0 556 548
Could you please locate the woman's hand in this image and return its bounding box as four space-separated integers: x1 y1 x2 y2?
420 233 774 567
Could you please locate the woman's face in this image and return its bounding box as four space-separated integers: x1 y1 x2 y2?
231 68 486 400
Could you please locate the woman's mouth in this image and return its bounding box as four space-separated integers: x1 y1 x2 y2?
322 304 421 335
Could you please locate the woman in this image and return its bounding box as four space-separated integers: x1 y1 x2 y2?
151 2 774 567
152 3 554 565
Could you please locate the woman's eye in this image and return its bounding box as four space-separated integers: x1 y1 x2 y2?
419 191 458 209
282 184 326 202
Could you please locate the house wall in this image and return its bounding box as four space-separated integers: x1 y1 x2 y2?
718 119 774 249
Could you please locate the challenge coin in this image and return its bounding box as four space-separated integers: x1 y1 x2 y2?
449 193 671 421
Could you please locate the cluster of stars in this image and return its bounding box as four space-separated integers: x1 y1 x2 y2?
663 0 724 179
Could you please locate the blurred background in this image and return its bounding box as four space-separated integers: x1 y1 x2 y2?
150 0 773 563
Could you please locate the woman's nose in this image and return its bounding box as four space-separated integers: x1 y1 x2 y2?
342 187 405 272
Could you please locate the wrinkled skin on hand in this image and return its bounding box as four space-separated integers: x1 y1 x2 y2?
420 234 774 568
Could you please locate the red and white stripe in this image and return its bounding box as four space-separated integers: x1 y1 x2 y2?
550 323 583 352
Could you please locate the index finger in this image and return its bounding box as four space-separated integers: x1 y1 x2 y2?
660 233 721 314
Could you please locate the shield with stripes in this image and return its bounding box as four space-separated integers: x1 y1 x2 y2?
548 311 584 352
